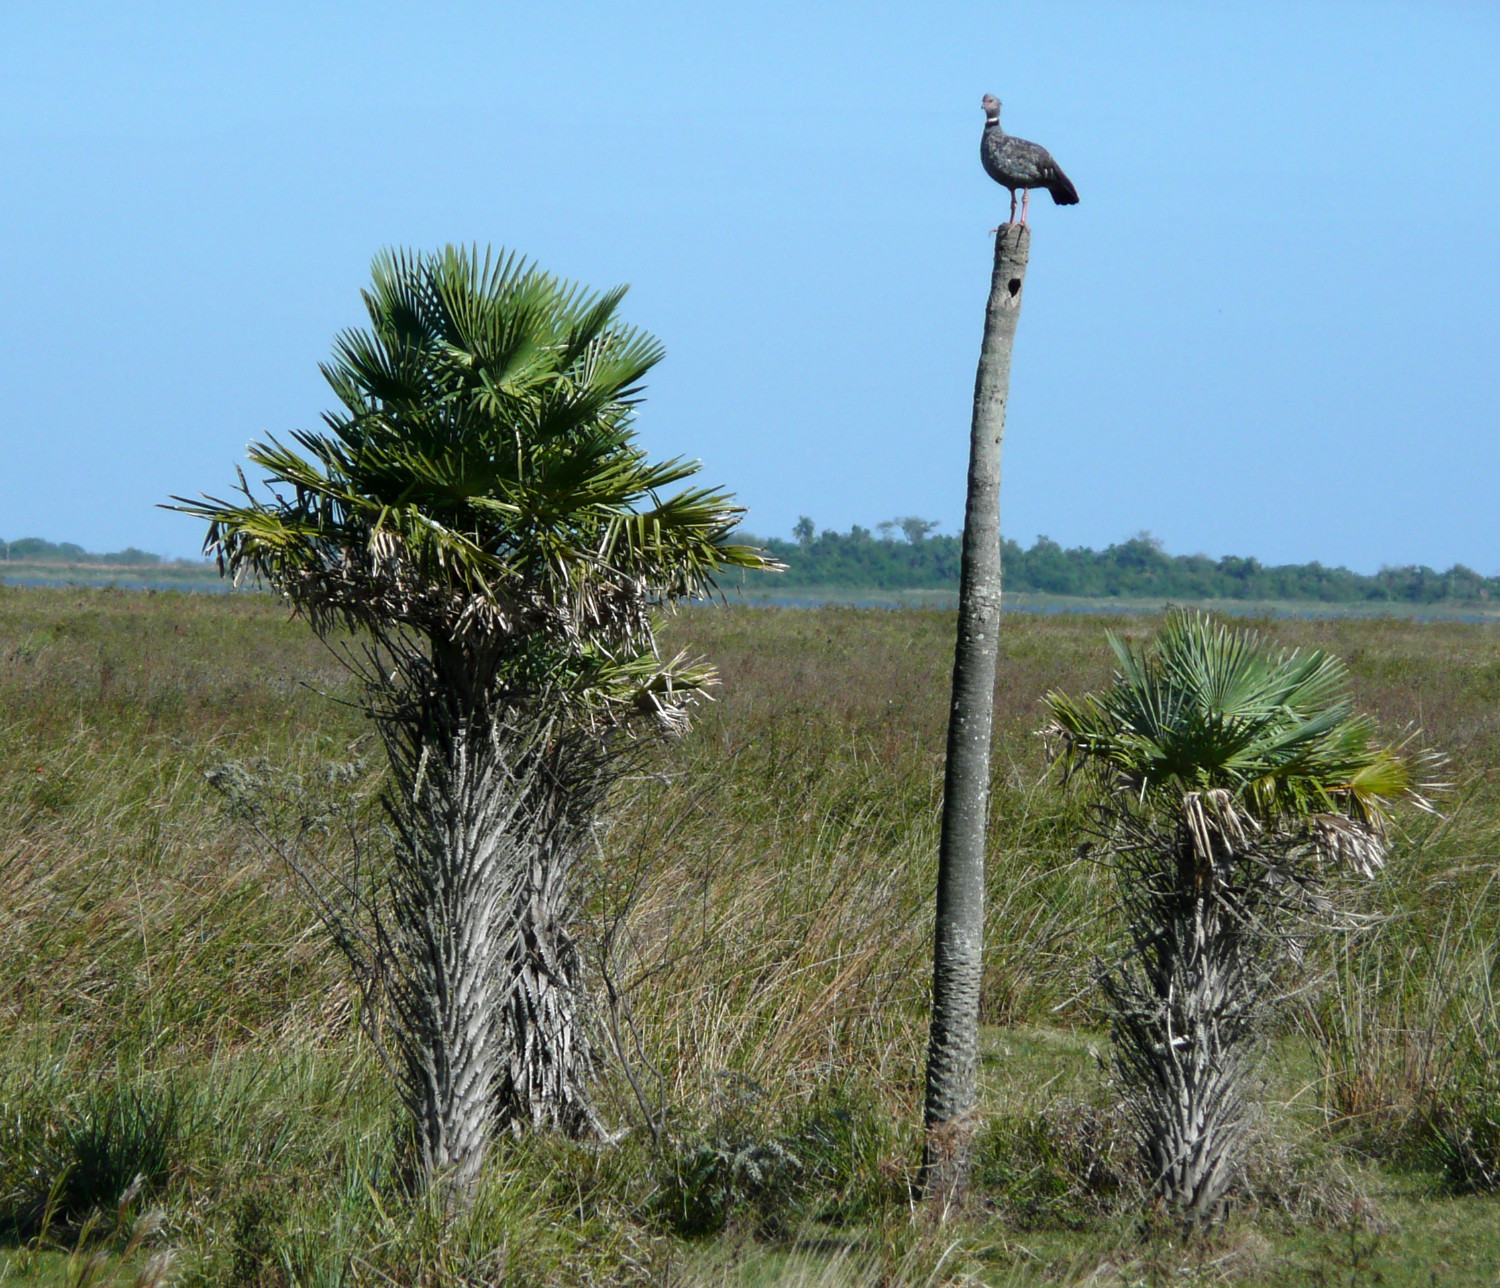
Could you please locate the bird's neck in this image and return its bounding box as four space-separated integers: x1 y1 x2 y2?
984 115 1002 131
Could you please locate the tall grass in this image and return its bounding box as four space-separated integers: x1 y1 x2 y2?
1304 786 1500 1187
2 587 1499 1283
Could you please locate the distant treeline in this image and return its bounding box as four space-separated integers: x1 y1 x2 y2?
9 528 1495 606
741 520 1499 605
0 537 164 566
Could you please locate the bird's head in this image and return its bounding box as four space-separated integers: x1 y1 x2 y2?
981 94 1001 123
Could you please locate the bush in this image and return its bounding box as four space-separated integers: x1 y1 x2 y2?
1425 1057 1500 1193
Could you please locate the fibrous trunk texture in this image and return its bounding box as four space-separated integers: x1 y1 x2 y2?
418 641 613 1145
1105 826 1268 1231
495 814 604 1138
264 632 620 1210
923 223 1030 1210
375 709 532 1208
367 655 615 1205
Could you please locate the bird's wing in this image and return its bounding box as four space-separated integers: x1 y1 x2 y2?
1003 137 1055 184
1009 137 1078 203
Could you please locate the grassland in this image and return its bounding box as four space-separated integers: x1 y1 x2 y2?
13 563 1500 624
1 586 1498 1284
0 563 228 594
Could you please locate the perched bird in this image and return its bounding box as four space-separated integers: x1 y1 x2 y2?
980 93 1078 226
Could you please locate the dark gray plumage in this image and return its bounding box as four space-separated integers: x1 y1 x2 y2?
980 93 1078 226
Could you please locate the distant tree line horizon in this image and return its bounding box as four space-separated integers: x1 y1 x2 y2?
740 518 1500 605
8 526 1499 606
0 536 167 566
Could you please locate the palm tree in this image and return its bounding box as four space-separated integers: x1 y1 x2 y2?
1043 610 1438 1230
174 245 773 1203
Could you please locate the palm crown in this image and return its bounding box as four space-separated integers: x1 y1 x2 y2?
1043 610 1436 865
174 245 774 722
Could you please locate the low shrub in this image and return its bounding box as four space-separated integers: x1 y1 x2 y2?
1424 1055 1500 1193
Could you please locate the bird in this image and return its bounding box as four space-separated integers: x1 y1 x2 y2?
980 94 1078 226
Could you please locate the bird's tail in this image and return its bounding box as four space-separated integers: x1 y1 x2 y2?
1049 169 1080 205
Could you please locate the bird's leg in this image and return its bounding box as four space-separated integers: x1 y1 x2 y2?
1009 188 1018 226
1021 188 1031 226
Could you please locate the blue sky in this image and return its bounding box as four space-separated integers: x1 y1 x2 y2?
1 1 1496 572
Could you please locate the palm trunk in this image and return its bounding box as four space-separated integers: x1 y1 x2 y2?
922 224 1030 1209
495 829 603 1138
378 715 524 1209
1106 832 1265 1231
425 640 604 1139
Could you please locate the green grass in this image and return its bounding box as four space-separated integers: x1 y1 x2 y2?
1 586 1499 1283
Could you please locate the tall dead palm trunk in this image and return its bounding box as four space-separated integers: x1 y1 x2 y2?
922 224 1030 1209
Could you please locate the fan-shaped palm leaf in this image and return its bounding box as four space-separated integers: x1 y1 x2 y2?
171 243 778 717
1043 609 1429 847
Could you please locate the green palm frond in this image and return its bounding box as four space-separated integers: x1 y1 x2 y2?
1043 610 1435 852
168 243 780 724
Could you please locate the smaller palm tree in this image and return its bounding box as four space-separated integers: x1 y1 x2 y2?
1043 610 1439 1229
